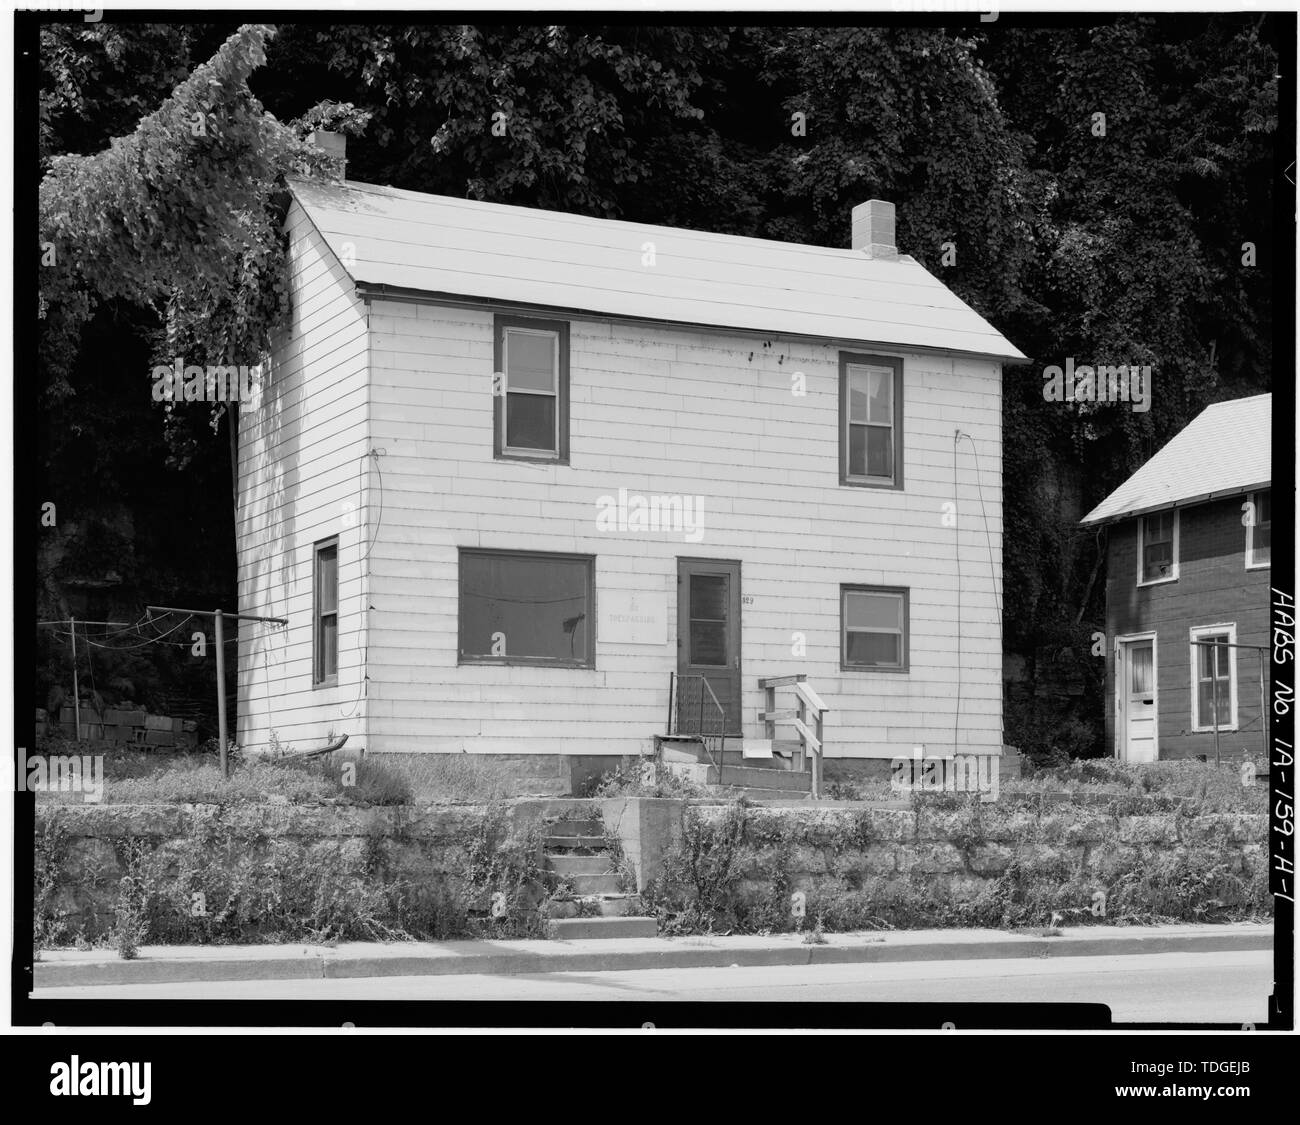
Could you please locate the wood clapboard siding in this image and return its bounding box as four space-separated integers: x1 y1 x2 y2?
236 202 371 753
1104 497 1271 759
363 299 1002 759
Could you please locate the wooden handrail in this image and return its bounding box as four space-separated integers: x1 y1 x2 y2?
759 674 830 798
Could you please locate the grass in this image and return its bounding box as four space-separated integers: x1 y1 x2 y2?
362 752 513 804
32 739 411 807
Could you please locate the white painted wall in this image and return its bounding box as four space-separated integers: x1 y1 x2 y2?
236 201 371 755
359 298 1003 760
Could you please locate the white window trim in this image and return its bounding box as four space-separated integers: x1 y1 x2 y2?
1190 623 1238 732
1136 508 1179 587
1113 631 1158 760
1245 491 1271 570
501 325 561 458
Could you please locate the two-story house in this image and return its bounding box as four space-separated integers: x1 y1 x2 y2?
1081 394 1272 763
236 137 1026 792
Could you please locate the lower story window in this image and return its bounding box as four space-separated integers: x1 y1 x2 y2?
459 549 594 667
841 585 908 671
1191 625 1236 730
313 538 338 685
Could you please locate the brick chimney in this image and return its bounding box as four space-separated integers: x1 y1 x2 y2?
309 130 347 178
852 199 897 260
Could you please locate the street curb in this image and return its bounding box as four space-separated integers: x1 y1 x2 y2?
32 927 1274 989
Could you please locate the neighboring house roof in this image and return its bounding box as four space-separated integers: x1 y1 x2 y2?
288 178 1027 363
1080 393 1272 525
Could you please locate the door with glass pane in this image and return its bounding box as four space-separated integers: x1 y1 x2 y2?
677 558 742 734
1120 637 1157 762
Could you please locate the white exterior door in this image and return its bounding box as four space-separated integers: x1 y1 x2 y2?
1120 638 1157 763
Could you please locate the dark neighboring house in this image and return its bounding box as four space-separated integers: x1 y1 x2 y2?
1081 394 1272 763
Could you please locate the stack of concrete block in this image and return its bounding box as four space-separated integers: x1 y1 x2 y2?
45 705 198 749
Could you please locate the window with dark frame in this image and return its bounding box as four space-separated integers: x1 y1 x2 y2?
841 585 908 670
840 353 903 488
459 549 594 667
1248 490 1271 568
494 315 569 462
313 538 339 685
1139 511 1176 583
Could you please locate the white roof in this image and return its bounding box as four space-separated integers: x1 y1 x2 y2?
1080 394 1272 525
289 178 1026 362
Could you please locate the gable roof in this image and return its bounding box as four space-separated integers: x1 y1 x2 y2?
288 178 1026 363
1080 393 1272 525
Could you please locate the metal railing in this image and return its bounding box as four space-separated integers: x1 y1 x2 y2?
666 672 727 771
1190 639 1269 766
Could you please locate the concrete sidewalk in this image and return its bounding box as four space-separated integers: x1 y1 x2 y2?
32 922 1273 989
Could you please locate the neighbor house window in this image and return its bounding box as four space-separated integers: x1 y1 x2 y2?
840 353 903 488
1191 624 1237 731
1246 490 1271 569
494 315 569 462
1137 510 1178 585
459 549 593 667
313 538 339 685
841 585 908 671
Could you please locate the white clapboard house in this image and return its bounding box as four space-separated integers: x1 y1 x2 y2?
236 136 1026 793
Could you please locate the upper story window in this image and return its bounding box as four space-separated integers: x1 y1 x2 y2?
1137 509 1178 586
840 353 903 489
313 537 339 686
1246 490 1271 569
841 585 909 671
494 315 570 463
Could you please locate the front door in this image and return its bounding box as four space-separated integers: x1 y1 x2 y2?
1119 638 1157 762
677 558 742 734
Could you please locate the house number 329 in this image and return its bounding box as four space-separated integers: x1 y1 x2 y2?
741 596 754 606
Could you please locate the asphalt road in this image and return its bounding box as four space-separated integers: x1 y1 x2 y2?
34 950 1272 1023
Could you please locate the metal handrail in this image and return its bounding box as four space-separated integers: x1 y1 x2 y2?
666 672 725 774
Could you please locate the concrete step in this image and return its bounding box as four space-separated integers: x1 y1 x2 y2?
547 893 642 919
736 790 814 803
567 872 622 895
662 761 718 785
548 916 658 940
721 764 811 791
544 818 604 838
659 739 707 764
546 854 613 877
543 835 608 852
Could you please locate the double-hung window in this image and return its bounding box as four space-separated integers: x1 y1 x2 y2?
1246 490 1271 569
313 538 339 685
1190 624 1237 731
1137 510 1178 585
841 585 909 671
840 354 903 488
494 315 569 462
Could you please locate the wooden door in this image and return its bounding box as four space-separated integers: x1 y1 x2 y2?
677 558 742 734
